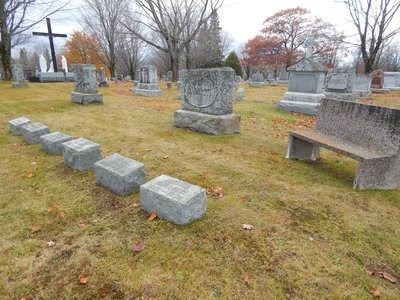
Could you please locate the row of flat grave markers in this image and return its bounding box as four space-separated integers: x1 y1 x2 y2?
8 117 206 225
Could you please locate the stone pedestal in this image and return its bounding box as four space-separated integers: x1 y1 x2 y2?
277 57 327 115
94 154 145 196
174 68 240 135
71 64 103 105
140 175 206 225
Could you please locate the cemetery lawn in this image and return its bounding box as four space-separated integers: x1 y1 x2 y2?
1 81 400 299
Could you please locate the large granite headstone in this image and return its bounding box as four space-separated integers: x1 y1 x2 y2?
352 75 371 98
324 68 355 102
174 68 240 135
249 71 265 87
12 64 28 88
71 64 103 104
383 72 400 90
276 40 327 115
131 65 163 96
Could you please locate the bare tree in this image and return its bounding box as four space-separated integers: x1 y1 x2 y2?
0 0 69 80
343 0 400 73
81 0 129 77
123 0 223 80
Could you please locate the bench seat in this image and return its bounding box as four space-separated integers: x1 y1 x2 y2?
290 130 395 161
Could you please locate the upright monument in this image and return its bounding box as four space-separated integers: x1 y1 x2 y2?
131 65 162 96
70 64 103 105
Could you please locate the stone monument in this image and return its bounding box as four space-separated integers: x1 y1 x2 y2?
383 72 400 91
167 70 173 81
39 55 47 72
174 67 240 135
276 39 327 115
12 64 28 88
352 75 371 98
323 68 355 102
131 65 162 96
249 71 265 87
71 64 103 104
98 67 109 87
61 55 68 73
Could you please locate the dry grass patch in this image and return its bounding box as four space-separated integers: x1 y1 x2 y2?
0 81 399 299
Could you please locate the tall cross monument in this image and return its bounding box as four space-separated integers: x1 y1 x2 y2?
32 18 67 72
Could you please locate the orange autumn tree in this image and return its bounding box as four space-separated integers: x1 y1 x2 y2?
63 31 110 76
243 7 344 70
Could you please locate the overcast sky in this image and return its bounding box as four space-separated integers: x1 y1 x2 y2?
29 0 361 53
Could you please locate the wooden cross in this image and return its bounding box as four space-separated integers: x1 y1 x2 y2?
32 18 67 72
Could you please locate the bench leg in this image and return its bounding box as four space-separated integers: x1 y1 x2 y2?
354 156 400 190
286 135 320 161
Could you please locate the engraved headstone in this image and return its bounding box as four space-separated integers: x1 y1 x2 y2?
371 69 385 89
235 87 245 101
71 64 103 104
174 68 240 135
167 70 173 81
8 117 31 135
130 65 162 96
12 64 28 88
324 69 355 102
140 175 206 225
383 72 400 90
61 138 101 171
352 75 371 98
98 67 109 88
276 42 327 115
249 71 265 87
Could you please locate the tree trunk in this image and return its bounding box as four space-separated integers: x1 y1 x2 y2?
0 32 12 80
170 53 179 81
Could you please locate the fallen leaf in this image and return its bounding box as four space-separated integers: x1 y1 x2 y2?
243 275 250 285
367 270 375 276
133 203 140 208
242 224 253 230
207 187 224 199
221 235 228 242
148 213 157 221
239 196 247 202
308 236 315 241
370 288 381 298
132 241 145 253
382 272 398 283
59 211 65 219
26 172 33 178
163 155 169 159
78 223 85 228
31 225 42 233
31 161 37 165
48 205 60 213
19 297 33 300
79 275 89 284
47 241 56 247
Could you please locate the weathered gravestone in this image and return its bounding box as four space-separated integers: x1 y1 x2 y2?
324 68 355 102
174 68 240 135
8 117 31 135
276 40 327 115
383 72 400 91
40 132 72 155
235 87 245 101
249 71 265 87
352 75 371 98
71 64 103 104
12 64 28 88
20 123 50 144
94 153 145 196
98 67 109 88
167 70 173 81
131 65 163 96
278 68 289 83
61 138 101 171
370 69 389 93
133 68 140 86
140 174 206 225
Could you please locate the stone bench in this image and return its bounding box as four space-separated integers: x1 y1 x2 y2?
61 138 101 171
94 154 145 196
20 123 50 144
140 175 206 225
8 117 31 135
40 132 72 155
287 99 400 190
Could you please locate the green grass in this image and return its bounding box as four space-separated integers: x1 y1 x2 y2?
0 81 399 299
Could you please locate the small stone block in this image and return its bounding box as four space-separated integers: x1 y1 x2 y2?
61 138 101 171
8 117 31 135
40 132 73 155
94 153 145 196
20 123 50 144
140 175 206 225
70 92 103 105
